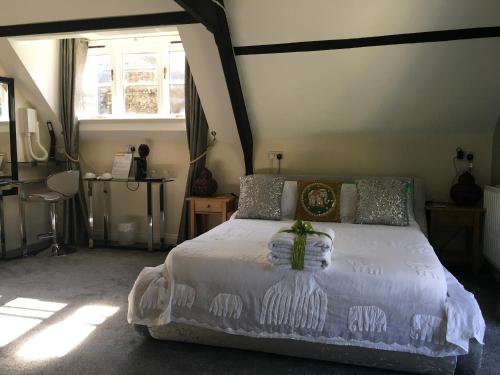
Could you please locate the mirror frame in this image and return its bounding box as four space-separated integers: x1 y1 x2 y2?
0 76 17 181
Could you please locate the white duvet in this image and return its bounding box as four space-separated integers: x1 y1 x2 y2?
128 218 485 357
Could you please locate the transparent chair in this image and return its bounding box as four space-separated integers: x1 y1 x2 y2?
22 170 80 256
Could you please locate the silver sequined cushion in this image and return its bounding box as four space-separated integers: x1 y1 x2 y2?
236 175 285 220
355 179 409 226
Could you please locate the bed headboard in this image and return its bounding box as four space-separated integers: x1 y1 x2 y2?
282 175 428 236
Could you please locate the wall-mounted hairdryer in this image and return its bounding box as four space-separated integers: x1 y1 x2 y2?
18 108 48 162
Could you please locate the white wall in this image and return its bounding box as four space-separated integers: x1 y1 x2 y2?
178 24 245 195
224 1 500 201
11 39 60 117
0 64 50 253
177 5 500 204
0 38 60 163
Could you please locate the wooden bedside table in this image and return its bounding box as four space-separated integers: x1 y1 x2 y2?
426 202 485 275
187 195 236 239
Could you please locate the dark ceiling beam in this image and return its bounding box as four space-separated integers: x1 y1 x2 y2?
234 26 500 55
175 0 254 175
0 12 197 37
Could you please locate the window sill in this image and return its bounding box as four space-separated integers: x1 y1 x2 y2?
79 118 186 133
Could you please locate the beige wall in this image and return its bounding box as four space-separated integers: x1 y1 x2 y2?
77 126 243 244
2 2 499 247
79 128 190 244
255 133 492 202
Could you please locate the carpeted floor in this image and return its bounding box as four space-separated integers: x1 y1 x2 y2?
0 249 498 375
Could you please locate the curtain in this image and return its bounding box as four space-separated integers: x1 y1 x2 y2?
59 38 89 246
177 61 209 244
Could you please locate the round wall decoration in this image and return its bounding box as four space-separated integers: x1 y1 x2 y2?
295 180 342 222
300 182 336 217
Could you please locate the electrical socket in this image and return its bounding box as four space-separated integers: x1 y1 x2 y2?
126 145 136 153
268 151 284 160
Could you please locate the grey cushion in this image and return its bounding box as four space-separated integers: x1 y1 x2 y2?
355 179 409 226
236 175 285 220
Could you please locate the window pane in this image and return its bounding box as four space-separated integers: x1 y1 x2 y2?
123 53 157 69
169 51 185 82
96 56 112 83
0 83 8 121
169 84 185 115
124 70 156 84
98 87 112 115
125 86 158 114
81 54 112 116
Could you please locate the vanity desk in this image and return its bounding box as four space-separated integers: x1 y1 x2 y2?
0 180 18 258
84 177 174 252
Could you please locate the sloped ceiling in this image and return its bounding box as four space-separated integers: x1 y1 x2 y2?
0 0 182 25
225 0 500 138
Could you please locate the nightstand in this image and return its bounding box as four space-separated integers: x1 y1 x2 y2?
187 195 236 239
426 202 485 275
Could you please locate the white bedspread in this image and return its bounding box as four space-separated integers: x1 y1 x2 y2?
128 218 485 357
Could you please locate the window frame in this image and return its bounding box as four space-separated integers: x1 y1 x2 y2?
0 83 8 122
80 36 185 121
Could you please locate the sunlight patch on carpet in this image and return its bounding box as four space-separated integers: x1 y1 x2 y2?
18 304 119 360
0 298 67 348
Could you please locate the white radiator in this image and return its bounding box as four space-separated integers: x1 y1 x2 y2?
484 185 500 271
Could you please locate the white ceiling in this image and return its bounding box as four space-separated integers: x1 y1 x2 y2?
226 0 500 46
0 0 183 26
224 0 500 138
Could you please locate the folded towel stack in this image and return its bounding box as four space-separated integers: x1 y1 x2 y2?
267 227 335 271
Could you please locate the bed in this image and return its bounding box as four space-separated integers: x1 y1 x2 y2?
128 177 485 375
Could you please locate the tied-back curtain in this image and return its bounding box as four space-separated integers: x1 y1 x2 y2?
60 38 89 246
177 60 209 244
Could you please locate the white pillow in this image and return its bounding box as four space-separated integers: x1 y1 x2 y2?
281 180 297 219
340 183 358 223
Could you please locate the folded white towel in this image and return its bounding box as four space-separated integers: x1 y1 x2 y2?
270 246 334 261
268 227 335 254
267 253 331 269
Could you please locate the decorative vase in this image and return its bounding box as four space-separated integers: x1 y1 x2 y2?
193 168 218 197
450 171 483 206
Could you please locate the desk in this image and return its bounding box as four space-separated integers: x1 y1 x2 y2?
0 180 28 259
85 178 174 251
0 180 18 258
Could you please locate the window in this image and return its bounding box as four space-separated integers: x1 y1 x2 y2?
80 36 185 119
0 83 8 122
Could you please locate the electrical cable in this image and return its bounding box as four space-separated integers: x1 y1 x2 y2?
26 133 48 161
451 156 461 185
126 181 140 192
64 150 80 163
189 130 217 165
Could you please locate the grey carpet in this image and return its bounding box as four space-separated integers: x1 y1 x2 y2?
0 249 498 375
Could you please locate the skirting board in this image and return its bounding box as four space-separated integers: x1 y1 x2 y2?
1 239 51 259
139 323 484 375
91 230 178 247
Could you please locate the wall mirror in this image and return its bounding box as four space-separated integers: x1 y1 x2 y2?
0 77 17 181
